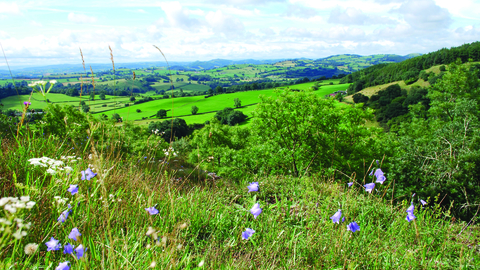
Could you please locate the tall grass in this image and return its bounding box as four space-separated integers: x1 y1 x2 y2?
0 47 479 269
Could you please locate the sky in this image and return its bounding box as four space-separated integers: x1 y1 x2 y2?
0 0 480 67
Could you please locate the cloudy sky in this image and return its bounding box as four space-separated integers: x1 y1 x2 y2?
0 0 479 67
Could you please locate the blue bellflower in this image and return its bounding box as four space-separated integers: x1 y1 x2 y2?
55 261 70 270
81 168 97 180
63 243 74 254
250 203 262 219
75 244 85 259
347 222 360 232
69 228 81 241
58 210 71 223
406 213 416 222
420 199 427 206
247 182 259 192
242 228 255 240
374 169 386 184
67 185 78 195
145 206 159 215
347 182 353 187
364 183 375 193
46 237 61 251
330 209 342 224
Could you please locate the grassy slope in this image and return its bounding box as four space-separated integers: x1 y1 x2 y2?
1 133 478 269
343 62 480 103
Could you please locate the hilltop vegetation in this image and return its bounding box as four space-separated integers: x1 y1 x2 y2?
3 46 480 268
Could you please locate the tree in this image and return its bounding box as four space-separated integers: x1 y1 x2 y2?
90 91 95 100
191 105 199 115
130 96 136 102
82 104 90 113
99 92 106 100
215 86 223 95
234 98 241 108
112 113 122 122
136 109 141 113
252 88 377 176
148 118 189 142
157 109 167 118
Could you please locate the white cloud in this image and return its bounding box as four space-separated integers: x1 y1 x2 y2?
159 1 204 30
30 21 43 27
283 3 318 19
206 0 286 6
394 0 452 30
68 13 98 24
328 7 396 25
0 2 21 14
206 10 246 38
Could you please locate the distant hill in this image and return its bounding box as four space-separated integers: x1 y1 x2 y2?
341 41 480 95
0 53 420 79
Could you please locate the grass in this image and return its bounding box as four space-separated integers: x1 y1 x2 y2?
1 130 479 269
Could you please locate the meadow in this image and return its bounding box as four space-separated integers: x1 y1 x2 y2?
1 80 349 126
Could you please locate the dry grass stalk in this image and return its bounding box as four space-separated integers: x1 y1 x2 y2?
153 45 174 143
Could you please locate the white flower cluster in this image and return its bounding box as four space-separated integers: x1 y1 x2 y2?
53 196 69 207
151 129 166 136
27 80 57 87
61 155 82 163
163 147 178 157
28 157 74 175
0 196 35 214
0 196 35 241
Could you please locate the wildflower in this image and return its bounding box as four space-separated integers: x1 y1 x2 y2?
13 229 27 239
146 227 157 237
46 168 57 175
342 217 345 223
69 228 81 241
347 222 360 233
23 101 31 106
369 169 374 176
374 169 386 184
46 237 61 251
247 182 259 192
364 183 375 193
406 212 416 222
67 185 78 195
406 203 414 214
24 243 39 255
149 261 157 268
347 182 353 187
420 199 427 206
74 244 85 259
330 209 342 224
242 228 255 240
198 260 205 267
81 168 97 180
20 196 30 202
250 203 262 219
58 209 71 223
145 206 159 215
55 261 70 270
63 243 74 254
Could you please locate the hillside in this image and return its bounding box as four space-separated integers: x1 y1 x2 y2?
341 41 480 95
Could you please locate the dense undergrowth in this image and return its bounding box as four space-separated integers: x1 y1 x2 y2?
1 131 480 269
2 53 480 268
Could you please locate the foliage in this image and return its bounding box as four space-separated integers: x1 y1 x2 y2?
387 60 480 219
148 118 189 142
214 107 247 126
156 109 167 119
191 105 199 115
234 98 241 108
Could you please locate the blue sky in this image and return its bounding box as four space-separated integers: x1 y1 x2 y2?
0 0 479 66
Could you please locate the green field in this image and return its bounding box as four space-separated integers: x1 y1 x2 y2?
2 80 350 125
